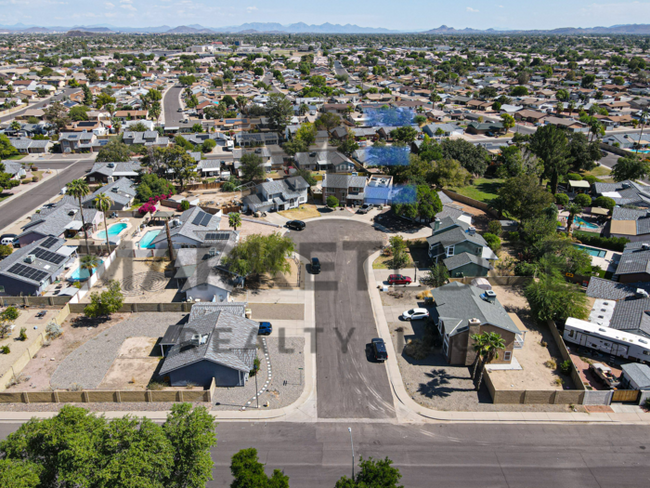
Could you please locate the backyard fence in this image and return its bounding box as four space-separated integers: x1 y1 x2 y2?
68 302 194 313
448 276 533 287
484 371 585 405
0 296 71 307
441 189 500 218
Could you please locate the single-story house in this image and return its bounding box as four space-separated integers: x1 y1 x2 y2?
150 206 223 249
82 177 137 211
86 161 142 184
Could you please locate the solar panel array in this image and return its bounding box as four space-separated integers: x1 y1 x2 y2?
191 212 212 227
191 212 203 225
34 248 66 265
7 263 48 283
205 232 231 241
40 237 59 249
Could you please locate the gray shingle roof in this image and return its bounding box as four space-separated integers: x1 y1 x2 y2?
427 226 488 250
20 201 98 240
151 207 221 246
88 161 142 178
85 177 136 207
443 252 492 271
621 363 650 389
322 173 367 189
587 277 650 300
609 297 650 338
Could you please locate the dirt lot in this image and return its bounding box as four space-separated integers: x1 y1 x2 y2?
6 314 129 391
278 204 321 220
98 337 161 390
219 215 280 238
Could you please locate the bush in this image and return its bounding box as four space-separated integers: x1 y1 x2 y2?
326 195 339 208
583 174 598 184
560 359 573 375
32 176 39 182
555 193 569 206
0 346 9 354
573 231 630 252
249 356 261 377
573 193 592 207
45 321 63 340
138 202 157 215
483 232 501 252
567 173 582 181
487 220 503 236
508 231 520 242
21 179 29 184
594 196 616 211
221 181 236 192
18 327 27 341
178 200 190 211
147 381 166 390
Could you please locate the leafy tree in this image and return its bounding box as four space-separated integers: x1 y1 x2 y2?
69 105 89 122
166 147 197 191
295 122 317 147
240 152 265 183
0 459 41 487
294 168 316 186
96 140 131 162
136 174 174 202
95 92 116 109
266 93 293 133
428 158 471 188
201 139 216 153
573 193 592 207
225 233 295 280
326 195 339 208
82 84 93 106
389 235 409 271
94 194 114 255
612 155 650 182
67 179 91 254
423 262 449 288
495 174 554 222
0 244 13 259
525 265 589 324
390 126 419 143
84 279 124 318
315 112 341 135
529 124 570 194
174 135 194 151
511 85 528 96
581 74 596 88
567 132 601 172
335 456 403 488
336 131 360 157
500 113 515 134
473 332 506 391
483 233 502 252
556 89 570 102
594 196 616 211
520 214 558 246
179 75 196 86
392 185 442 221
0 135 18 159
149 101 162 122
441 138 489 175
230 448 289 488
229 212 242 231
495 145 541 178
487 220 502 236
129 122 149 132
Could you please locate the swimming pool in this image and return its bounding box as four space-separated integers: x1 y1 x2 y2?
573 244 607 258
96 223 127 240
68 259 104 281
139 230 161 249
574 217 599 230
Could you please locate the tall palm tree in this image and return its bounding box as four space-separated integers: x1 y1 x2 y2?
66 179 91 254
94 193 114 255
637 109 648 155
79 254 100 280
565 203 583 234
228 212 242 231
470 333 489 380
475 332 506 391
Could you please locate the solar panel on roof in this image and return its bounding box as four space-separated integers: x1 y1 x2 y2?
40 237 58 249
200 213 212 227
33 248 66 265
206 232 230 241
192 212 204 226
7 263 48 283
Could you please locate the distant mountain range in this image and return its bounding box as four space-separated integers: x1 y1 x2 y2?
1 22 650 35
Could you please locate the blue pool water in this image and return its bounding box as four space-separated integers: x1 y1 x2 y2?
574 217 599 230
96 223 127 240
139 230 161 249
69 259 104 281
573 244 607 258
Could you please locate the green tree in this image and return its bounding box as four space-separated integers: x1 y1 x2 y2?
573 193 591 207
295 122 317 147
315 112 341 135
294 168 316 186
389 235 409 271
96 140 131 162
483 233 502 252
229 212 242 231
67 179 91 254
390 126 419 144
79 254 100 280
94 194 114 255
230 448 289 488
225 233 295 280
500 113 515 134
266 93 293 133
392 185 442 221
167 148 197 191
529 124 570 194
525 265 589 323
84 279 124 318
424 262 449 288
0 244 13 259
0 459 41 487
567 132 601 172
556 89 570 102
612 155 650 182
494 174 554 222
474 332 506 391
149 101 162 122
326 195 339 208
95 92 116 109
69 105 90 121
240 152 265 183
427 158 471 188
136 174 174 202
335 456 403 488
336 131 360 157
82 84 93 106
0 135 18 159
441 138 489 175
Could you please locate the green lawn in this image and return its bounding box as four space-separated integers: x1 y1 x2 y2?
582 165 612 181
450 178 504 203
6 154 26 160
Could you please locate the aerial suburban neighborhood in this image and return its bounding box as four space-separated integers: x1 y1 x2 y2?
0 9 649 487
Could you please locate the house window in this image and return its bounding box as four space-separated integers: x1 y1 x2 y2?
446 245 454 257
504 351 512 361
568 330 575 338
643 351 649 356
89 177 95 182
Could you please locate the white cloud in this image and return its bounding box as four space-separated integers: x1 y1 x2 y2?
119 0 136 10
246 6 257 13
105 1 114 7
499 4 504 7
466 6 479 12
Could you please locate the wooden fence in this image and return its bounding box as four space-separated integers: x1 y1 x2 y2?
484 371 585 405
441 189 500 218
68 302 194 314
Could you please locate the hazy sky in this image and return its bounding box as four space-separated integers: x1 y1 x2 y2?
1 0 649 30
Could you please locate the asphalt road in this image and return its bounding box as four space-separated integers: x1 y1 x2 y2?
0 159 94 232
290 219 395 419
2 421 650 487
163 85 184 126
0 88 78 124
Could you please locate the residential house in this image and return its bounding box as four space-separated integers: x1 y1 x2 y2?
426 216 498 277
614 242 650 283
82 178 137 211
158 302 257 387
114 110 148 122
150 207 223 249
620 363 650 391
7 137 51 154
609 207 650 242
432 282 522 365
322 174 367 206
86 161 142 184
363 175 393 206
242 176 309 213
235 132 279 147
1 160 27 180
122 131 170 148
422 123 464 138
593 180 650 208
186 132 233 149
0 236 76 296
59 132 105 153
294 150 355 172
465 121 504 135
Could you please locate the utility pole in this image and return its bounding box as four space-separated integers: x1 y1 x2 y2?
165 217 175 262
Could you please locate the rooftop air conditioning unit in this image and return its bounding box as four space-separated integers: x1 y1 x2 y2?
107 162 115 168
24 255 36 264
190 334 201 347
111 187 119 193
642 243 650 251
209 247 217 257
481 290 497 303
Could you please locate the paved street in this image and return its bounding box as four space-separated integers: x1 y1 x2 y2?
290 219 395 419
2 421 650 488
0 158 94 232
163 85 184 126
0 88 78 123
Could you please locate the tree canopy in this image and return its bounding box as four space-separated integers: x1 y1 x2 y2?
95 140 131 163
225 233 295 279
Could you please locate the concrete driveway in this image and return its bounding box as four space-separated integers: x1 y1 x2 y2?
290 219 396 419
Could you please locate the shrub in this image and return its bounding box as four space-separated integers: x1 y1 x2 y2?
18 327 27 341
573 231 630 252
583 174 598 184
147 381 166 390
508 231 520 242
555 193 569 206
32 176 39 182
221 181 236 192
0 345 9 354
403 339 430 360
545 358 557 369
560 359 573 375
567 173 582 181
45 321 63 340
483 232 501 252
594 196 616 211
249 356 261 377
573 193 592 207
178 200 190 211
514 261 537 276
326 195 339 208
21 179 29 184
487 220 503 236
138 202 157 215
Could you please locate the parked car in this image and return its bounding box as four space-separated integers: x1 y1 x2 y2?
35 310 47 319
388 274 412 285
0 234 17 247
402 308 429 321
177 107 183 112
286 220 306 231
258 322 272 335
371 338 388 361
310 257 321 274
60 186 67 195
357 204 371 214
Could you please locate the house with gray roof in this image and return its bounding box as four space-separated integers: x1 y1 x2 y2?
593 180 650 208
186 131 233 149
609 207 650 242
427 216 497 277
620 363 650 391
422 123 464 138
158 304 258 387
82 177 136 211
86 161 142 184
150 206 223 249
431 282 522 365
235 131 279 147
294 150 355 172
196 159 224 178
242 176 309 213
7 137 51 154
122 130 169 148
587 276 650 300
0 236 75 296
322 174 367 206
1 160 27 180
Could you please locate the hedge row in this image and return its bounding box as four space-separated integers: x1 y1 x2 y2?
573 231 630 252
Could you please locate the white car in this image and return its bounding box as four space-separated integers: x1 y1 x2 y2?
402 308 430 321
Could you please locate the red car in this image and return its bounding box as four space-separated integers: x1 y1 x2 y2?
388 274 412 285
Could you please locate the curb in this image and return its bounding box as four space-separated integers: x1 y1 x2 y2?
0 170 57 210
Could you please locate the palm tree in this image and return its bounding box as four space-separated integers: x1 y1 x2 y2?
236 95 249 115
475 332 506 391
565 202 583 234
66 179 91 254
637 109 648 155
229 212 242 231
94 193 114 255
470 333 489 380
79 254 100 280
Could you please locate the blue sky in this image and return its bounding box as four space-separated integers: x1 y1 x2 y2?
0 0 649 31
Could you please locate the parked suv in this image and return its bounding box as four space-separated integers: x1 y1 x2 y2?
388 274 412 285
286 220 306 231
402 308 429 321
357 204 371 214
258 322 273 335
310 257 321 274
371 338 388 361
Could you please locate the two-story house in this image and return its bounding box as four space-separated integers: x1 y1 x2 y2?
122 131 170 148
242 176 309 213
426 216 498 277
322 174 368 206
